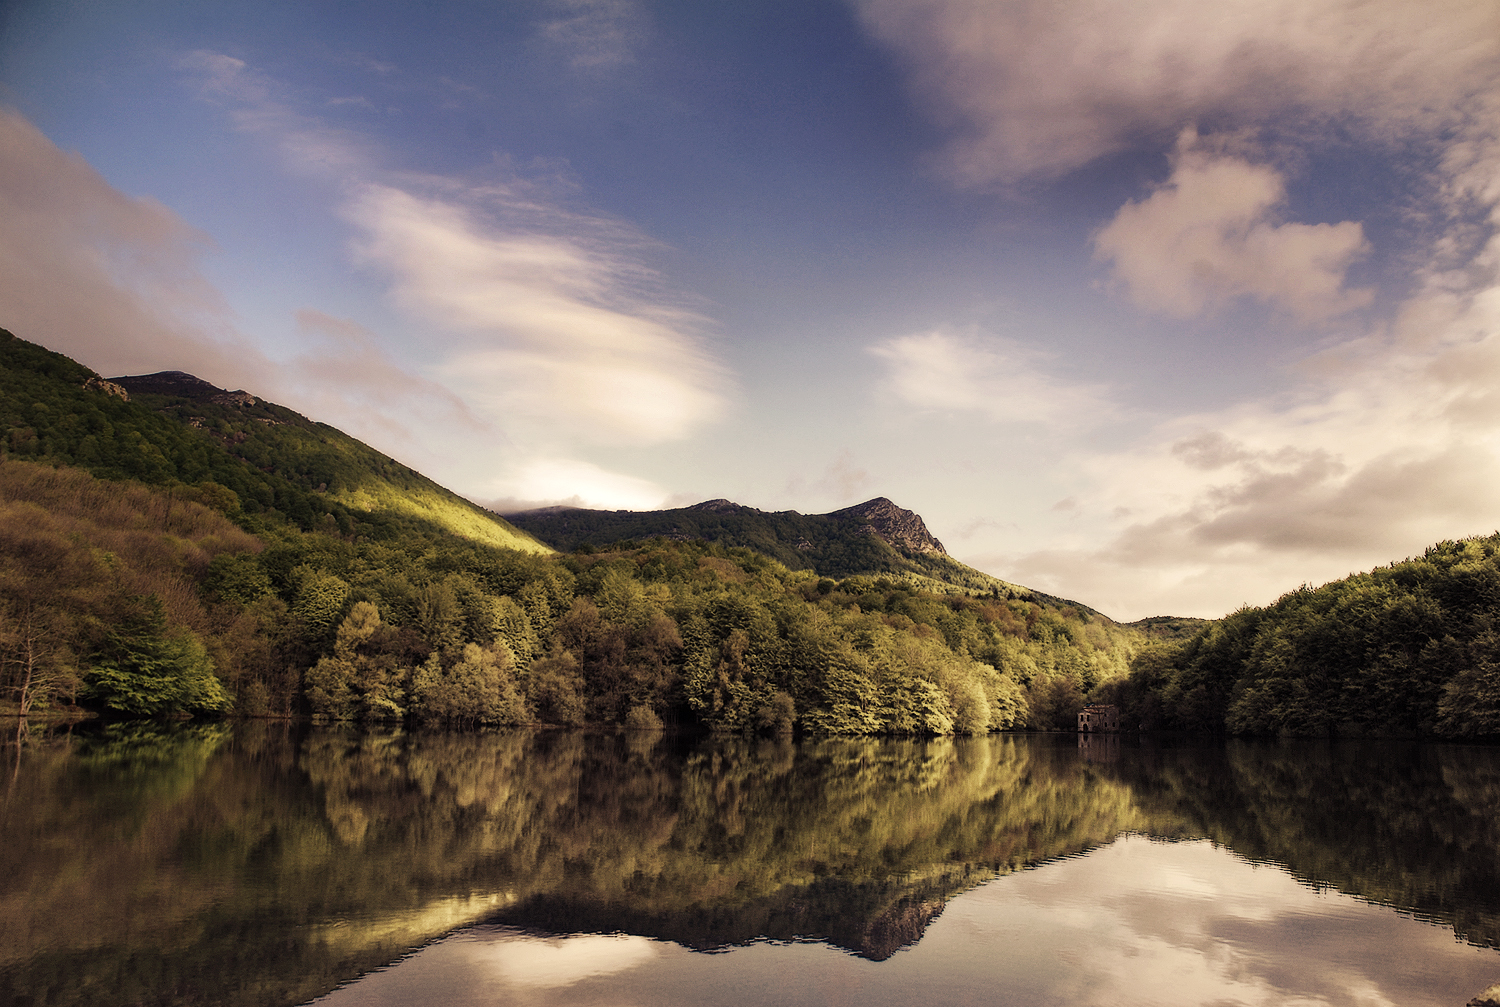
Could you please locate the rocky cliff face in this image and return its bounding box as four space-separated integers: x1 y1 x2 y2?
830 497 946 556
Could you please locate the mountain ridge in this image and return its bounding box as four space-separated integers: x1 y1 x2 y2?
506 495 1096 614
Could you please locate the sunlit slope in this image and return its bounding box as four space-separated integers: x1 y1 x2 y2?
112 370 548 552
0 328 548 553
508 497 1096 612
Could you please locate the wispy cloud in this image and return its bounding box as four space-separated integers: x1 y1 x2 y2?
344 180 726 443
536 0 646 72
852 0 1500 618
4 40 731 513
870 329 1111 427
851 0 1500 184
486 458 669 512
997 264 1500 617
170 50 731 492
0 108 250 384
177 50 727 446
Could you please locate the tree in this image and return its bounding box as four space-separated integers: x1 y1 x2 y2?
0 600 79 716
84 598 230 716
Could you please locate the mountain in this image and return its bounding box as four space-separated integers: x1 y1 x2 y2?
506 495 1095 611
0 328 547 553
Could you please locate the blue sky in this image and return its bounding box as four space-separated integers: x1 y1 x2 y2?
2 0 1498 619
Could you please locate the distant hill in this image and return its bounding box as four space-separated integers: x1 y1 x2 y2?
507 495 1098 612
0 329 547 553
1124 615 1212 640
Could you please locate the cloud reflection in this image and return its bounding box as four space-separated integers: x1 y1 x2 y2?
463 931 659 989
314 837 1498 1007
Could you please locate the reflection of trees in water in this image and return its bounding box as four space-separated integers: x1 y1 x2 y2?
3 728 1500 1006
1141 739 1500 948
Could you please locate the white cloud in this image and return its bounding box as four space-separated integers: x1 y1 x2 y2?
995 256 1500 618
852 0 1500 619
344 181 726 444
851 0 1500 184
285 309 495 456
0 100 712 518
465 932 659 989
179 50 378 177
175 52 729 454
1093 135 1372 321
870 329 1110 426
0 108 495 477
489 457 669 511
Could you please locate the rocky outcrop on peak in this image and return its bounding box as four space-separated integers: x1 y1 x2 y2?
687 498 761 515
830 497 946 556
110 370 258 407
82 376 129 401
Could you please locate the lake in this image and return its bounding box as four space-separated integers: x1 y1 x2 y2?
2 724 1498 1006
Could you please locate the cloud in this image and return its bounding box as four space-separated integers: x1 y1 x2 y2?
179 50 378 177
1093 135 1372 321
995 258 1500 618
0 108 505 477
0 103 689 513
344 180 726 443
536 0 645 71
464 931 659 989
851 0 1500 184
0 107 252 384
284 309 494 453
176 51 728 447
870 329 1110 426
487 457 669 511
852 0 1500 618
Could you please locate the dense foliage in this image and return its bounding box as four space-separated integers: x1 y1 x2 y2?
0 455 1137 732
1098 534 1500 737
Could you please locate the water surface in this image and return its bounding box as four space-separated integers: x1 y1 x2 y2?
3 725 1498 1005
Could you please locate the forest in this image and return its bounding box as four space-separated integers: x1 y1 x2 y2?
1094 534 1500 737
0 457 1136 732
0 329 1135 733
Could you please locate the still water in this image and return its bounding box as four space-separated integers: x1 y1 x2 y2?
3 725 1499 1006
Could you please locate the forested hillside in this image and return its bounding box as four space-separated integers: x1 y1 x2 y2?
1100 534 1500 738
0 330 1138 732
0 329 546 552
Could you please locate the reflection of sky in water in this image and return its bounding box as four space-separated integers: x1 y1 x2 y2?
313 836 1499 1007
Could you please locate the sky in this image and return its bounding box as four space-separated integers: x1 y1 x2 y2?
1 0 1498 621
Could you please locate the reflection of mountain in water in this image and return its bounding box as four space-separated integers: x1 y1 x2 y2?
494 874 965 962
3 726 1500 1006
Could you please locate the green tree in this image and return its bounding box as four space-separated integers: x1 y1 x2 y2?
85 598 229 716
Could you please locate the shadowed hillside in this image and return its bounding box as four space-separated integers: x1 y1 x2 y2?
507 496 1095 611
